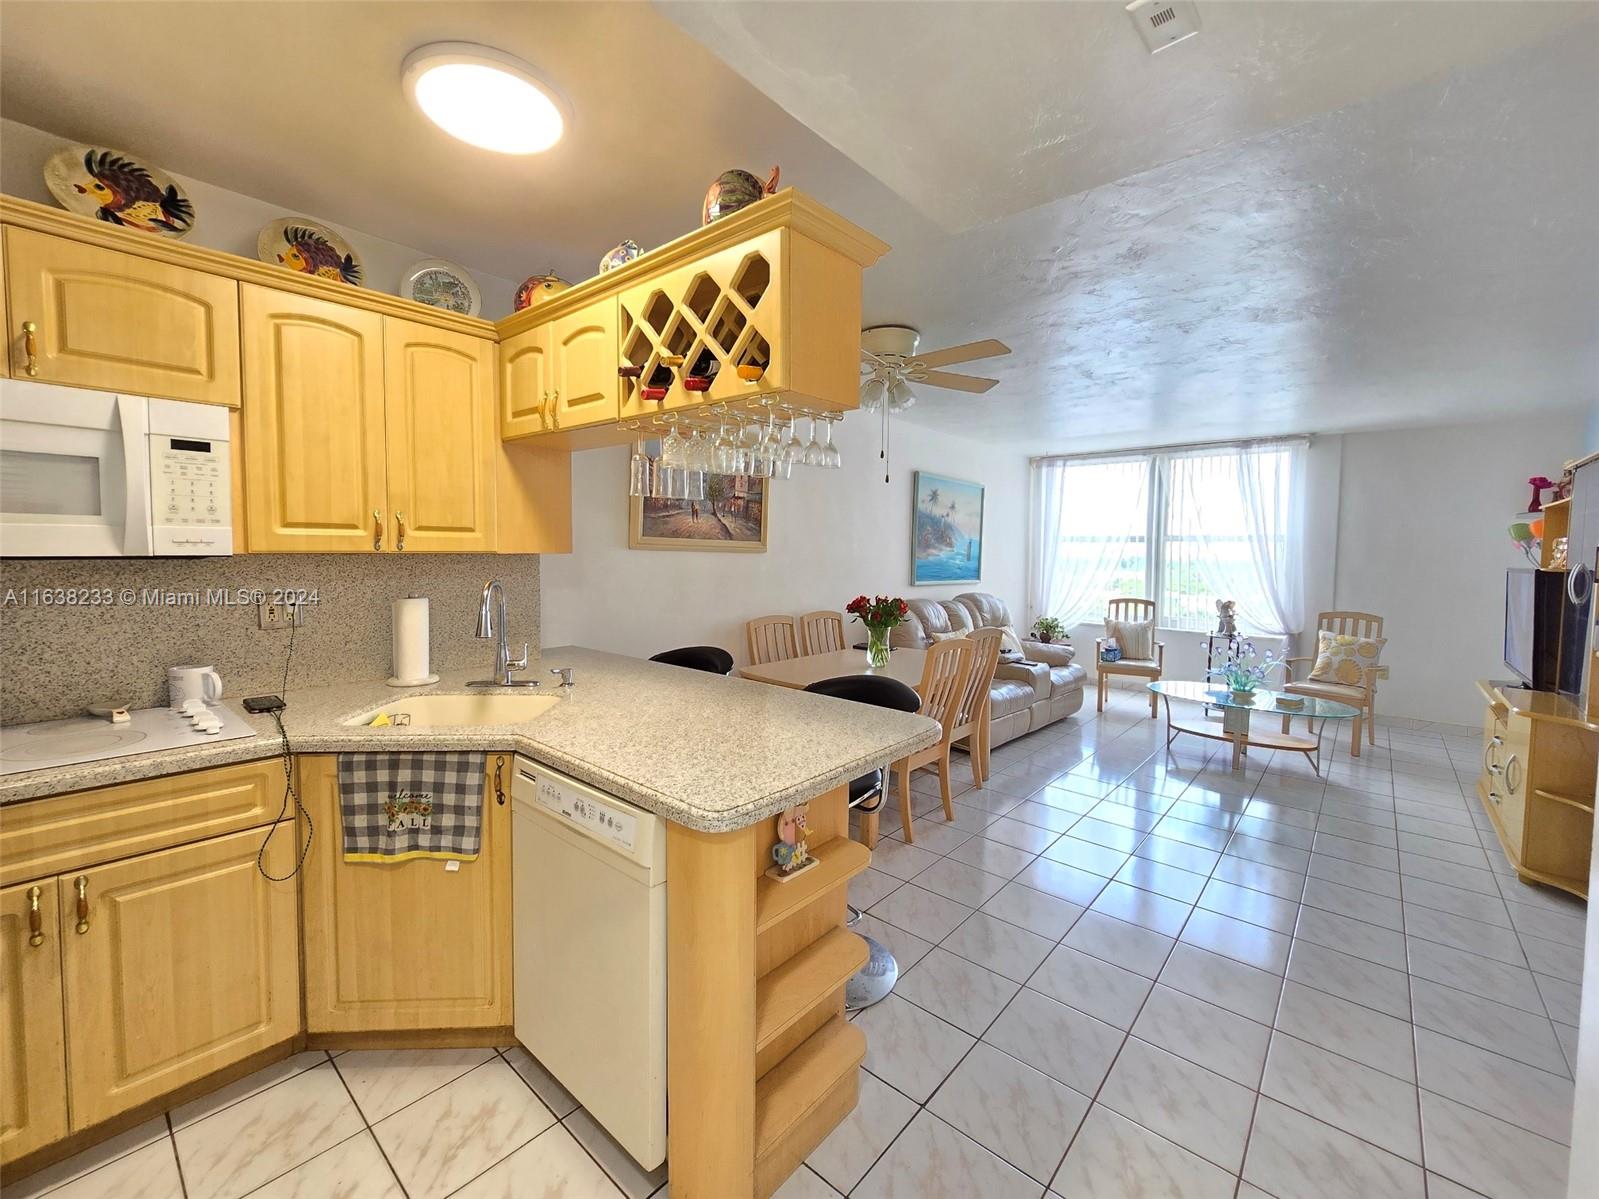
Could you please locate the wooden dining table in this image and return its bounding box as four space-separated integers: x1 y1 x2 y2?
738 646 930 692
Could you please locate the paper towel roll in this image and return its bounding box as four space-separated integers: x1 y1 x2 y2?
388 596 439 687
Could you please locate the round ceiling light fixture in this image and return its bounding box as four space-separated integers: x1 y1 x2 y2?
402 42 568 154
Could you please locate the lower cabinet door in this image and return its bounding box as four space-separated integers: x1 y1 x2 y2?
299 755 512 1032
0 881 69 1165
58 828 301 1129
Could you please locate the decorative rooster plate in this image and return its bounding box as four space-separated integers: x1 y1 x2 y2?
258 217 364 287
44 144 195 238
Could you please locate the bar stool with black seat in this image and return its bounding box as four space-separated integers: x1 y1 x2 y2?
648 645 734 674
804 673 922 1009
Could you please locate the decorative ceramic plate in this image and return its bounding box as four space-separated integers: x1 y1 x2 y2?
514 272 572 311
44 144 195 238
257 217 364 286
401 258 481 316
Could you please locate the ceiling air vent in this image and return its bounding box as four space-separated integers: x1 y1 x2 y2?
1126 0 1200 53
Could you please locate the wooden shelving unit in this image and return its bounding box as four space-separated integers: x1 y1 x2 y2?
665 785 870 1199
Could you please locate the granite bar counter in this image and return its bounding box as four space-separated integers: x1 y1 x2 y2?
0 646 941 831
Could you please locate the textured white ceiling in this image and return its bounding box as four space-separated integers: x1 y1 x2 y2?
1 1 1593 451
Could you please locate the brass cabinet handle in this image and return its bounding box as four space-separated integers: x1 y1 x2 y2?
395 511 406 552
372 509 383 552
74 876 89 935
21 320 39 377
538 391 550 428
550 389 561 429
27 886 44 948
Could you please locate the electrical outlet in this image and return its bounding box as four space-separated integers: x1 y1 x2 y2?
257 600 307 630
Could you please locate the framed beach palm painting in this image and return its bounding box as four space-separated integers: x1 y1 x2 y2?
912 471 984 584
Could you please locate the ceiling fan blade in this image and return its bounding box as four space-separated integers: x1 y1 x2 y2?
913 369 999 394
913 338 1011 369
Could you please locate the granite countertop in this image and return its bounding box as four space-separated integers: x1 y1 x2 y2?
0 646 941 832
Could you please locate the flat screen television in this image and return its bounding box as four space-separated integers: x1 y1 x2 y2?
1504 568 1586 694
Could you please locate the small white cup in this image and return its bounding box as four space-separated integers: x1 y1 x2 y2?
168 665 223 711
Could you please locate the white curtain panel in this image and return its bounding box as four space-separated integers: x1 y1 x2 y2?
1169 441 1306 637
1030 456 1151 628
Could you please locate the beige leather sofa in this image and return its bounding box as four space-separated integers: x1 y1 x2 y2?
893 593 1087 748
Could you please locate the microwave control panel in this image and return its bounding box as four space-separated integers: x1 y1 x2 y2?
149 435 232 552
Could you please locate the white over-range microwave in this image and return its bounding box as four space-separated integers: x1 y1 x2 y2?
0 378 233 557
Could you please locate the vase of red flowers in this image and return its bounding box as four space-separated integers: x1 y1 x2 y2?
846 594 909 669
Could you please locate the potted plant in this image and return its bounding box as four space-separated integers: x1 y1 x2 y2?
1031 616 1067 645
1205 639 1284 702
846 594 910 669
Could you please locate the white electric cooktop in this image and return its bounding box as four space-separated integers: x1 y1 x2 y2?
0 703 259 776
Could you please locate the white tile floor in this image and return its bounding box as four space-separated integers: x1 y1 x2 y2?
12 688 1585 1199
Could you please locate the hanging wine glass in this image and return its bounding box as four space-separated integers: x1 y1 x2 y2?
629 433 650 497
823 416 841 469
803 415 826 467
784 417 805 467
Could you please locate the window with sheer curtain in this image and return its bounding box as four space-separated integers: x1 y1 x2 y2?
1029 440 1306 636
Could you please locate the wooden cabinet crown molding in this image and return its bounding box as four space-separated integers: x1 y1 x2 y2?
492 189 889 340
1 195 496 339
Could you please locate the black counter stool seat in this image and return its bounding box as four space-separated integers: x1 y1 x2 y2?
648 645 734 674
803 673 921 1010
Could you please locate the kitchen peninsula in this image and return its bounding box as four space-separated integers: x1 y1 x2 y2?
0 648 938 1198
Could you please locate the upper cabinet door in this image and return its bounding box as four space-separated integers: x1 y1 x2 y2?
3 227 240 405
499 321 552 440
241 284 388 552
0 881 69 1166
383 318 496 552
58 829 300 1130
551 300 619 431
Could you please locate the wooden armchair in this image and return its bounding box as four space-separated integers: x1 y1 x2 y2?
1281 611 1386 757
745 615 799 666
1094 597 1165 717
798 610 846 655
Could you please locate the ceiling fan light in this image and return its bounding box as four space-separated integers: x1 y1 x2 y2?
860 375 886 412
888 378 915 412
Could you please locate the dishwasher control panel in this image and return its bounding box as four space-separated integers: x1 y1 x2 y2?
536 775 638 853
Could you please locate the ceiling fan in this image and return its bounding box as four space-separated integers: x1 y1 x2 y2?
858 325 1011 480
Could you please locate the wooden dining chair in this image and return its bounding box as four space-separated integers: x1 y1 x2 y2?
1094 596 1164 717
745 615 800 666
892 637 974 842
799 610 847 656
1281 610 1386 756
950 628 1003 788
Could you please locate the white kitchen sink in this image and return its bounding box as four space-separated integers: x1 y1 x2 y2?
346 692 561 728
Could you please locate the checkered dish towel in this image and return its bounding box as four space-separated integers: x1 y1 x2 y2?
337 752 487 862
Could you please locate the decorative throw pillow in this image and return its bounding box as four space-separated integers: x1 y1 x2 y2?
928 629 966 643
1307 630 1385 686
997 625 1026 656
1105 617 1154 660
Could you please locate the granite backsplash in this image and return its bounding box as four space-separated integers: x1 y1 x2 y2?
1 554 539 725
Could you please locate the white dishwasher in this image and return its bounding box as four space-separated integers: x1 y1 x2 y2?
511 755 667 1169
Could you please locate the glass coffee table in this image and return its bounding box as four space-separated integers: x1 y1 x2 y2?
1148 681 1360 774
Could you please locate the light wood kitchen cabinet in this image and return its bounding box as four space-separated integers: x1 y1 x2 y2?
1 230 9 379
0 882 69 1165
57 827 301 1128
383 318 497 552
299 755 513 1033
3 227 240 405
499 320 551 439
550 300 620 431
498 299 619 440
240 284 389 552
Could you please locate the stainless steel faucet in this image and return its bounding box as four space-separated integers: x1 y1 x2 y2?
467 580 540 688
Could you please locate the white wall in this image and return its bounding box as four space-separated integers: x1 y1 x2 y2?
0 118 522 316
1332 413 1585 726
540 416 1029 662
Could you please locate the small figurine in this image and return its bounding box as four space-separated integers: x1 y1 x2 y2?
767 803 817 881
1215 599 1238 637
1527 475 1555 513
